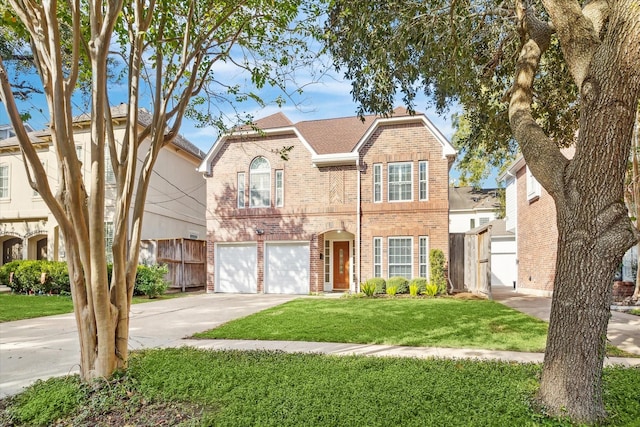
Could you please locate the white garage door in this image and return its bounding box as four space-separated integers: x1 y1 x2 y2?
216 243 257 293
265 242 310 294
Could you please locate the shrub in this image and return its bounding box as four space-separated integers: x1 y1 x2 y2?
0 260 24 288
409 284 419 297
135 264 169 298
430 249 447 294
387 276 409 294
43 262 70 294
409 278 428 295
360 281 376 297
14 260 50 294
386 285 398 296
422 283 439 297
366 277 386 294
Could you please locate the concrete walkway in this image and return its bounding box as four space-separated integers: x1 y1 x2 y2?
1 290 639 399
492 285 640 356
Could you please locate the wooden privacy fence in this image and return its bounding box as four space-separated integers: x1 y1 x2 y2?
449 233 466 292
140 238 206 291
464 225 492 297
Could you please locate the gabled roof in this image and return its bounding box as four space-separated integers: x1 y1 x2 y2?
198 107 456 172
466 218 513 237
1 105 204 160
449 186 501 211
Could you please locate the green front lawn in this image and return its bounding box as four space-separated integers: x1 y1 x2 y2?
0 293 185 322
3 348 639 426
195 297 550 352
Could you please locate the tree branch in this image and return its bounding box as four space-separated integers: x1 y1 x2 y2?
509 2 568 198
541 0 601 88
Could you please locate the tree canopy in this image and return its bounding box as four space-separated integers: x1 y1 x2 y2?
326 0 640 423
0 0 323 383
326 0 579 183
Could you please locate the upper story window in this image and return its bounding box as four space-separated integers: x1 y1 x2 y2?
0 163 9 199
275 169 284 207
526 166 541 201
250 156 270 207
105 147 116 184
388 162 412 202
419 160 428 201
373 163 382 203
237 172 245 208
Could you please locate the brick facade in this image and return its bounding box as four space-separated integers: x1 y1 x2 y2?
515 166 558 295
202 112 455 293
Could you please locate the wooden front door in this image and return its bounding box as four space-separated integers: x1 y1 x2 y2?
332 241 350 290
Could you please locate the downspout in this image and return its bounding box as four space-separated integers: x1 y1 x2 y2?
355 157 362 294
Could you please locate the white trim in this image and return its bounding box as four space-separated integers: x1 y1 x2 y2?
373 237 383 278
275 169 284 207
353 114 456 159
0 163 10 200
388 236 413 278
311 152 359 167
237 172 245 208
373 163 382 203
419 160 428 201
388 162 413 202
198 126 318 173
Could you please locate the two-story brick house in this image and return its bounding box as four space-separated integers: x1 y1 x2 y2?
198 108 456 294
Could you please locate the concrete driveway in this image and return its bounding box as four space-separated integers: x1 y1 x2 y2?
0 293 296 398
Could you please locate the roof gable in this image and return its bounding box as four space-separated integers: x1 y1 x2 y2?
198 107 456 172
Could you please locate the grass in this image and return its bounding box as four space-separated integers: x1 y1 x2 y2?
2 348 639 426
0 292 188 322
195 297 550 352
630 308 640 316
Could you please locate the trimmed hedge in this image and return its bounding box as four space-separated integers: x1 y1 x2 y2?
366 277 386 294
0 260 169 298
387 276 409 294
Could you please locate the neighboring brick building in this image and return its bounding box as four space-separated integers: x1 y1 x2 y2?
198 108 456 294
502 155 564 296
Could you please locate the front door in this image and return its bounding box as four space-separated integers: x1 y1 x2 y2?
332 241 350 290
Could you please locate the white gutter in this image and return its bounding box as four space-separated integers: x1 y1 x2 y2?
312 152 359 167
355 157 362 294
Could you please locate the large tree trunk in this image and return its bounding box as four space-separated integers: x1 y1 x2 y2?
510 1 640 422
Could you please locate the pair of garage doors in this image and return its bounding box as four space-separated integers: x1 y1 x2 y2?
215 242 310 294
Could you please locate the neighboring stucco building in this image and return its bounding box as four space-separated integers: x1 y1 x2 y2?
198 108 456 294
0 105 206 266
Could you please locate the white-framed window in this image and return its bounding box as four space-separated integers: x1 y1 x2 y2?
388 162 412 202
104 221 114 263
237 172 245 208
250 156 270 207
419 160 428 201
105 147 116 184
324 240 331 282
33 160 46 197
373 163 382 202
0 163 9 199
188 231 199 240
373 237 382 278
388 236 412 277
479 217 490 226
76 145 83 163
275 169 284 207
526 166 541 201
419 236 429 279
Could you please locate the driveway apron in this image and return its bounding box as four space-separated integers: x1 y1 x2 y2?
0 293 295 398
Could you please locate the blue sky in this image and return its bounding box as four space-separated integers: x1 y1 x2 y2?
0 64 499 187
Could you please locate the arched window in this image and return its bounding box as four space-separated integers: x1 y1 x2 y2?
250 157 270 207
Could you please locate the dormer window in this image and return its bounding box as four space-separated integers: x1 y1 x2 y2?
250 156 271 207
